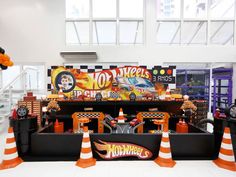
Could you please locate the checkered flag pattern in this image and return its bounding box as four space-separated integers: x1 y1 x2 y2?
47 65 176 91
76 112 101 119
140 112 166 119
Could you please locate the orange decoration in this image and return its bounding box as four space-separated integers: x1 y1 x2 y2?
0 53 14 67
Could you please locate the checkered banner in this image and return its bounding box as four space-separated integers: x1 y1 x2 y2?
47 65 176 100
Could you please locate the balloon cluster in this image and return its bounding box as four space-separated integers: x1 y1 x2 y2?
0 47 14 70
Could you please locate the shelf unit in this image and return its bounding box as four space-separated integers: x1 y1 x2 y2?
176 69 210 101
212 68 233 113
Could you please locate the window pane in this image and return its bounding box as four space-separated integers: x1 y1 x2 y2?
120 21 143 44
210 21 234 45
181 21 207 45
187 70 207 86
210 0 235 18
92 0 116 18
184 0 207 18
66 0 89 18
157 0 181 18
176 71 186 86
23 65 45 90
2 65 21 89
119 0 143 18
93 21 116 44
156 21 180 44
66 21 89 45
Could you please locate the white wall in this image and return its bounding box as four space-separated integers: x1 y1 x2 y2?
0 0 236 66
0 0 65 66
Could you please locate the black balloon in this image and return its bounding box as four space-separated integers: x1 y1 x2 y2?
0 47 5 54
0 64 8 70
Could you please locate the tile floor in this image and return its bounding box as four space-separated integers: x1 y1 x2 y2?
0 119 235 177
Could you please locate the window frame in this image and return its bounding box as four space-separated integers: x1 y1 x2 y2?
156 0 236 45
65 0 145 46
0 62 46 94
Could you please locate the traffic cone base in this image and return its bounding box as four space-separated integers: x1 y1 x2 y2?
213 158 236 171
154 156 176 168
0 127 23 170
76 158 96 168
154 130 176 168
213 127 236 172
76 126 96 168
0 157 23 170
117 108 127 123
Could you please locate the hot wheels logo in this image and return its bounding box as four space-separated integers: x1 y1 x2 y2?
94 140 152 160
73 66 151 90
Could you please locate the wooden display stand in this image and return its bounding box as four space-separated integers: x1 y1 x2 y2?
71 112 105 133
18 100 42 127
136 111 170 133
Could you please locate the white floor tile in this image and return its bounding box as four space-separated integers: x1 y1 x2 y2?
0 124 235 177
0 161 235 177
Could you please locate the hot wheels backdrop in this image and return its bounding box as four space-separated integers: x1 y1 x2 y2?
48 65 176 100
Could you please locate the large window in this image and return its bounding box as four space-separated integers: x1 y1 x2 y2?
156 0 236 45
66 0 144 45
0 64 46 93
66 0 236 46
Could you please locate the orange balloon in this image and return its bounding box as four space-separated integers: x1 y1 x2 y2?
1 55 7 62
0 53 14 67
2 61 9 66
8 61 14 66
4 54 10 61
0 54 4 63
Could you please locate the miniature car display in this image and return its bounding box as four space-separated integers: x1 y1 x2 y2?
129 118 141 127
104 114 117 129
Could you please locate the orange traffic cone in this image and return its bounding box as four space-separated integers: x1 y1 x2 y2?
213 127 236 171
117 108 127 123
76 126 96 168
154 127 176 168
165 87 171 100
0 127 23 170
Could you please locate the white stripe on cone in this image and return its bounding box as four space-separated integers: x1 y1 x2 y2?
162 132 169 138
219 153 235 162
3 152 18 160
159 151 172 159
80 152 92 159
223 133 231 139
118 120 125 123
83 132 89 138
58 92 63 96
6 133 15 139
82 142 91 148
160 141 170 148
5 142 16 149
221 142 233 150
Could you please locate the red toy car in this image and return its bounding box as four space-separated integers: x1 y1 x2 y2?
129 118 141 127
105 114 117 129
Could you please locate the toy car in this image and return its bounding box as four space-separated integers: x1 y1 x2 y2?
129 118 141 127
105 114 117 129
